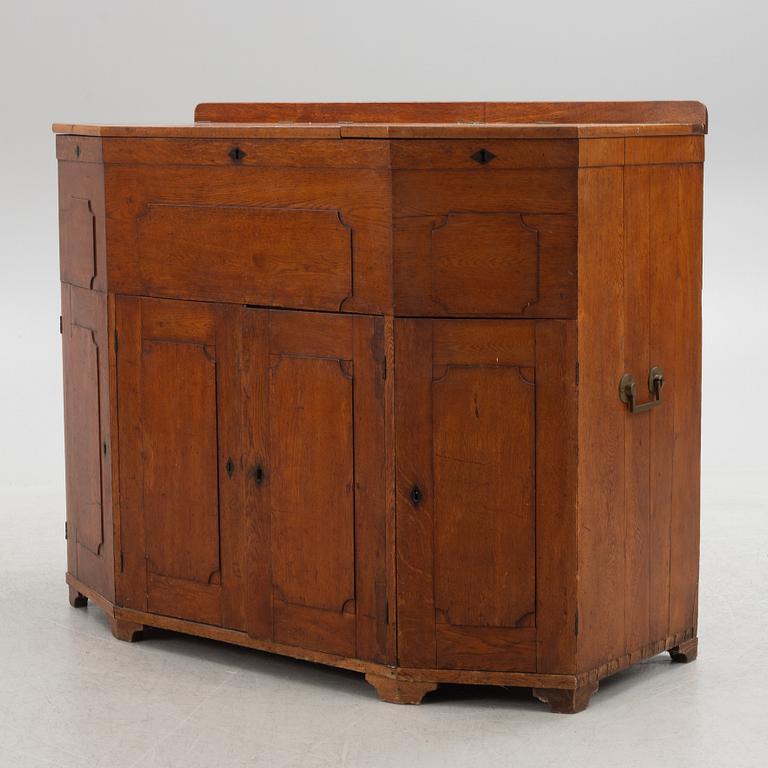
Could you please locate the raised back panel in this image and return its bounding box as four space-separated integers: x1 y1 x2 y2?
195 101 707 130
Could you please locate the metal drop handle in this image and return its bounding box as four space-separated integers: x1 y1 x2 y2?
619 366 664 414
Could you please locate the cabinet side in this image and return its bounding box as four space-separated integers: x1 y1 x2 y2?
58 136 116 602
576 137 703 678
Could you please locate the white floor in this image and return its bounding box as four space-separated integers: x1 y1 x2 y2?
0 472 766 768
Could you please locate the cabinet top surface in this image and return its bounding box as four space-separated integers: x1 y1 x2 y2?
53 101 708 139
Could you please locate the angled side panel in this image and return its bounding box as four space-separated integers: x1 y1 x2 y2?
576 141 703 676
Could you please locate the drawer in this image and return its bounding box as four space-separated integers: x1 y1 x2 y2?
390 139 578 170
392 154 576 317
104 163 391 314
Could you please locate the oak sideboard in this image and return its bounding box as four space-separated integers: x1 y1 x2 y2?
56 101 705 713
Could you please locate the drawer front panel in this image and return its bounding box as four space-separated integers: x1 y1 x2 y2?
136 204 352 311
102 137 390 168
393 166 576 317
105 164 391 314
395 212 576 317
390 139 578 170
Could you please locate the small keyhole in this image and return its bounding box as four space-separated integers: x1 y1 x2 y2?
75 144 81 159
225 458 235 478
410 486 423 505
253 464 264 485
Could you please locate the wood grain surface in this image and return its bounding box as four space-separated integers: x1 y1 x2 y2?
58 103 704 711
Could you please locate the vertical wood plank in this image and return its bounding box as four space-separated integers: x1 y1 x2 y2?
61 283 78 582
61 283 80 578
648 166 677 642
576 164 627 671
623 166 652 652
353 316 389 662
535 320 578 673
668 164 703 635
107 292 121 603
394 319 437 668
383 315 398 664
218 305 245 630
115 295 146 610
243 309 273 639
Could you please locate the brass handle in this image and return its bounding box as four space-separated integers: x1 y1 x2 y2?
619 366 664 413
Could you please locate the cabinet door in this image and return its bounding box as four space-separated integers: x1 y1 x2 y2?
396 319 552 671
61 284 115 601
115 297 244 628
243 309 388 661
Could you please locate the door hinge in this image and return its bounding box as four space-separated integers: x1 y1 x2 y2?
64 521 68 540
59 315 63 334
114 329 118 353
575 361 580 386
384 599 389 625
382 355 387 380
120 551 124 571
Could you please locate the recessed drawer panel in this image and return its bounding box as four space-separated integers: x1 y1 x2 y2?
394 212 576 317
136 204 352 311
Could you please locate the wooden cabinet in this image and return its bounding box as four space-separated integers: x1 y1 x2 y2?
56 102 705 714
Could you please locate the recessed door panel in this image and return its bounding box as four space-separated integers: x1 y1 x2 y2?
433 365 535 629
270 355 355 612
141 340 220 586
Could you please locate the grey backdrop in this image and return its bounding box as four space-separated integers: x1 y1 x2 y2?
1 0 765 503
